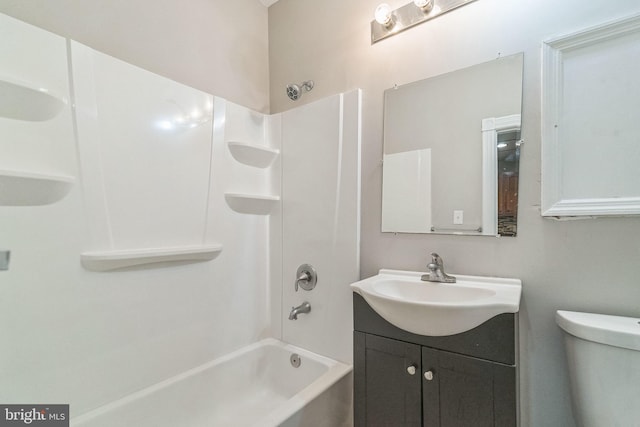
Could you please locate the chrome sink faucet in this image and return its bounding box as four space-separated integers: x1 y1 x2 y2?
289 301 311 320
421 253 456 283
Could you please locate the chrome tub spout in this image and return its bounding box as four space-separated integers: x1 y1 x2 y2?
289 301 311 320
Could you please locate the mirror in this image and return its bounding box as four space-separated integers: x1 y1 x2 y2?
381 53 524 236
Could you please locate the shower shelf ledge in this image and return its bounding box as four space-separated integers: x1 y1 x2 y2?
81 244 223 272
0 169 75 206
0 76 67 121
225 193 280 215
227 141 279 168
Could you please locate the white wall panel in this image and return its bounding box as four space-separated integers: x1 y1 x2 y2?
281 90 361 363
72 42 213 251
0 14 76 177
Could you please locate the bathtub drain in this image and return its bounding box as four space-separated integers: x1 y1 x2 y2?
290 353 301 368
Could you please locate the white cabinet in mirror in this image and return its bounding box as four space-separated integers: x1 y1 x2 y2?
381 53 524 236
542 13 640 217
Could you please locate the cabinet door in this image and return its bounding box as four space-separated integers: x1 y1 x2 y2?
354 332 422 427
422 347 517 427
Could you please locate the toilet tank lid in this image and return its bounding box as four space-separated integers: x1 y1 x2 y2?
556 310 640 352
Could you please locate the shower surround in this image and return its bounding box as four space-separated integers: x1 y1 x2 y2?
0 13 361 422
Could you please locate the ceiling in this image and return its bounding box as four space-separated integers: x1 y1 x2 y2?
259 0 280 7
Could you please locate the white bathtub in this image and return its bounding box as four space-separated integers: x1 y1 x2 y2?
71 339 353 427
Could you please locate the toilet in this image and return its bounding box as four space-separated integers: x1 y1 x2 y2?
556 310 640 427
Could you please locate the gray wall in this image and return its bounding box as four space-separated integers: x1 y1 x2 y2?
269 0 640 426
0 0 270 113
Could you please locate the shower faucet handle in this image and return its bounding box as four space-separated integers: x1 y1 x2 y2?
294 264 317 292
295 271 310 292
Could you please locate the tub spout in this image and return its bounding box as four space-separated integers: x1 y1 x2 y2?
289 301 311 320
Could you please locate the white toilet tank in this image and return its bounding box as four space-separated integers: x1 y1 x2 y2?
556 310 640 427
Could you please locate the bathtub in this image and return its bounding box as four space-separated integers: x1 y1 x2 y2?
71 339 353 427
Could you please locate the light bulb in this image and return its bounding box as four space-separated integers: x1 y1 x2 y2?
414 0 434 10
374 3 393 26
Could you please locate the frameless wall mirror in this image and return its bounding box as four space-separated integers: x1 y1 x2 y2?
381 53 524 236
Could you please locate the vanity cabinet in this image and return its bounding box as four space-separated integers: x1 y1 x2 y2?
354 294 518 427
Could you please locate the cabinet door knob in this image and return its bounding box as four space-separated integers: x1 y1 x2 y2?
407 365 417 375
424 370 434 381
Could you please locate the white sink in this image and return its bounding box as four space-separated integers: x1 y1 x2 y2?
351 269 522 336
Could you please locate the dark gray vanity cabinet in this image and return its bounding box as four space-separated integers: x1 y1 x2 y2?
354 294 518 427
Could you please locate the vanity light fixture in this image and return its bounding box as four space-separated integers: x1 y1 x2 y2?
371 0 478 44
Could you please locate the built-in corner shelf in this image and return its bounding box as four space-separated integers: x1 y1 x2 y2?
0 77 66 122
224 193 280 215
80 244 223 272
227 141 279 168
0 169 75 206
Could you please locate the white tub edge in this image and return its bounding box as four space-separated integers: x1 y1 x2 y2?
253 342 353 427
71 338 352 426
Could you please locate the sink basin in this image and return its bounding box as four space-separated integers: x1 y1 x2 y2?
350 269 521 336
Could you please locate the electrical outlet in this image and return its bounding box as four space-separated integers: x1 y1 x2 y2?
453 210 464 225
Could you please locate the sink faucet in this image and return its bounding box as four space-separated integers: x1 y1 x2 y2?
421 253 456 283
289 301 311 320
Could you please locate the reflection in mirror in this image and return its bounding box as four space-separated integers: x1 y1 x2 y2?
497 130 521 236
381 53 524 236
